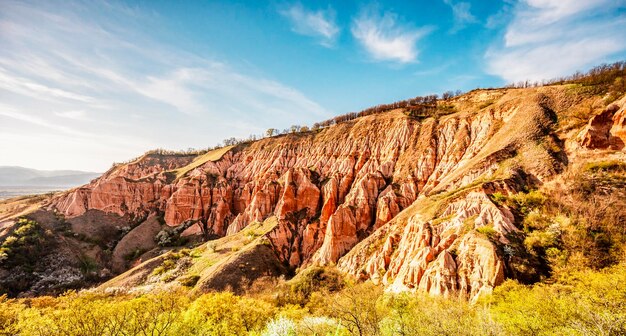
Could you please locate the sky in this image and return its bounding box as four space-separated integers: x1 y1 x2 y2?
1 0 625 172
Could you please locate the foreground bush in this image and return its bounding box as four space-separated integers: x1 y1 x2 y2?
179 292 275 335
380 294 501 336
16 291 189 336
489 264 626 336
0 264 624 335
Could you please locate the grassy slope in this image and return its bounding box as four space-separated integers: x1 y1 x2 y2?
0 194 53 223
171 145 234 180
189 217 278 275
100 216 280 292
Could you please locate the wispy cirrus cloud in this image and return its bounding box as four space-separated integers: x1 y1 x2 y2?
279 3 339 47
443 0 477 33
0 67 96 104
54 110 88 120
486 0 626 83
0 1 330 171
351 6 432 64
0 106 88 138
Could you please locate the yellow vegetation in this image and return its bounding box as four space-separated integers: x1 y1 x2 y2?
1 263 624 335
171 145 234 179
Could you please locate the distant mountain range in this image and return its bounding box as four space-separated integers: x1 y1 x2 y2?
0 166 100 187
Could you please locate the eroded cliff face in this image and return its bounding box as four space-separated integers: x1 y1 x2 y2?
337 190 514 302
579 95 626 150
52 155 195 218
49 87 625 300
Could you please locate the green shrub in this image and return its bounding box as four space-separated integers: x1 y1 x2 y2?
476 226 498 241
489 191 507 205
380 293 498 336
584 160 626 173
510 190 546 215
489 265 626 335
0 218 49 268
124 248 146 262
178 292 275 335
14 223 36 237
154 221 195 247
1 236 18 248
524 230 559 253
522 211 552 231
78 256 98 274
178 274 200 287
274 266 345 307
150 250 190 277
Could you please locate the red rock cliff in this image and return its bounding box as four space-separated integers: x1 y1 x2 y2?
50 87 625 300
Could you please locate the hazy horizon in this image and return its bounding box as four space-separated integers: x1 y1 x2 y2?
1 0 626 171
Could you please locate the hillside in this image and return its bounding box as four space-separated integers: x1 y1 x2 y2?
0 78 624 301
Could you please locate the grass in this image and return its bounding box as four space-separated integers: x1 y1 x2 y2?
124 248 147 262
430 178 490 207
78 256 99 274
478 100 495 109
150 249 192 277
431 214 455 226
0 218 50 271
0 194 52 222
583 160 626 173
476 225 498 241
185 217 279 279
436 104 457 115
170 145 234 180
178 274 200 287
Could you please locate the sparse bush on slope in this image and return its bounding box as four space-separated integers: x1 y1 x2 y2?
0 218 49 268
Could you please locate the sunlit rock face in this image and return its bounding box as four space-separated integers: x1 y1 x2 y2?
579 96 626 150
338 191 512 302
51 88 615 299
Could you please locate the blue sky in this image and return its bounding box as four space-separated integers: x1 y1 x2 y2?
1 0 625 171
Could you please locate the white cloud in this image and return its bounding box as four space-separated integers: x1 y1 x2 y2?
279 4 339 47
520 0 614 25
1 107 91 138
135 69 202 115
351 7 431 64
443 0 477 33
111 64 329 118
54 110 87 120
486 0 626 83
488 38 623 83
0 67 96 103
0 104 147 146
